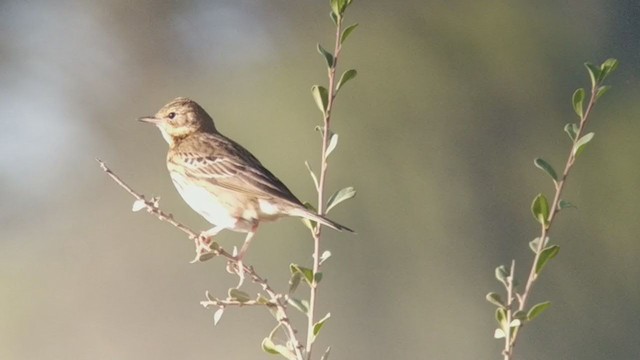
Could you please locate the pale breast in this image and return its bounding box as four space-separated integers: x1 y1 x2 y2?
170 172 238 229
169 171 288 233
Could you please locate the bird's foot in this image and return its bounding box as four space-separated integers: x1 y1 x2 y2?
190 233 216 263
225 247 246 287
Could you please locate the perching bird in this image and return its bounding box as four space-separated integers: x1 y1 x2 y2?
139 97 353 262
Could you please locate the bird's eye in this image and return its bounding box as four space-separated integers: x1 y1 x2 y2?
167 112 176 119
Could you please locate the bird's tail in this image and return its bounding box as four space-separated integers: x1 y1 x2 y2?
288 207 355 233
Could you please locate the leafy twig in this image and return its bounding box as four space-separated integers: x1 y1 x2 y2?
487 58 618 360
304 1 357 359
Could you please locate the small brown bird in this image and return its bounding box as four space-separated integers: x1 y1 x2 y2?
139 97 353 261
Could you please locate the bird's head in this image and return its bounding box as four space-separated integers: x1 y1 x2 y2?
139 97 217 146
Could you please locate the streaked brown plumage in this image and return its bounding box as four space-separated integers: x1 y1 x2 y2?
139 97 353 260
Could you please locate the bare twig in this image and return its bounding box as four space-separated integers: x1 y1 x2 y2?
96 158 305 359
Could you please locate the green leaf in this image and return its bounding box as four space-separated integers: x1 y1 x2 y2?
326 186 356 213
572 88 585 118
529 237 548 253
317 43 334 68
261 337 279 355
495 308 507 327
229 288 251 303
584 62 601 88
304 161 319 191
313 312 331 338
329 11 338 25
599 58 619 81
311 85 329 114
495 265 509 288
558 199 576 210
531 193 550 227
289 272 302 294
573 132 595 157
326 133 339 157
535 245 560 274
288 297 309 314
261 338 297 360
486 292 505 308
512 310 528 321
527 301 551 321
341 23 359 44
534 158 558 182
564 123 579 141
595 85 611 101
337 0 349 14
290 263 314 285
494 328 506 339
330 0 342 19
257 295 270 305
336 69 357 92
314 272 323 284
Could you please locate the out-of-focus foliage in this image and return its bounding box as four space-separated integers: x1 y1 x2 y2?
1 1 639 359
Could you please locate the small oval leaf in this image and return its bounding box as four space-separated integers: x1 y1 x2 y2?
261 338 297 360
558 199 576 210
336 69 357 92
534 158 558 182
313 312 331 337
132 199 146 212
341 23 359 44
213 308 224 326
288 297 309 315
595 85 611 101
531 193 550 227
572 88 585 119
535 245 560 274
326 133 339 157
290 263 314 285
326 186 356 213
317 43 334 68
584 62 601 87
495 265 509 288
229 288 251 303
495 308 507 327
564 123 579 141
528 301 551 321
486 292 505 308
529 237 548 253
599 58 619 81
289 272 302 294
311 85 329 114
573 132 595 157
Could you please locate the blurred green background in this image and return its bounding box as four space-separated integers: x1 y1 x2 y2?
1 0 639 359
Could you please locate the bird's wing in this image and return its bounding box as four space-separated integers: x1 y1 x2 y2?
169 134 302 205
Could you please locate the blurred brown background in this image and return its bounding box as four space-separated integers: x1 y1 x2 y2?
1 0 639 359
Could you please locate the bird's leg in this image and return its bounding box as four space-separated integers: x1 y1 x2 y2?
229 226 258 288
191 226 224 263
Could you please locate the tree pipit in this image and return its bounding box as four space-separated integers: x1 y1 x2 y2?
139 97 353 279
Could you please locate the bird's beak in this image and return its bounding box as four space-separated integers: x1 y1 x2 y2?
138 116 162 124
